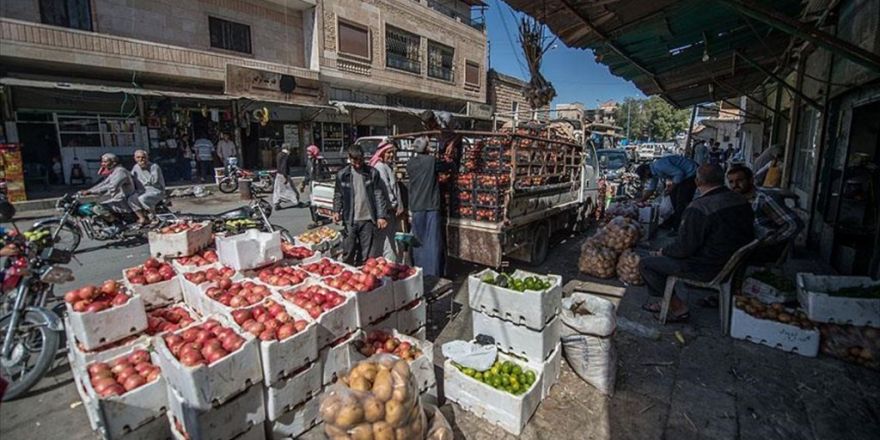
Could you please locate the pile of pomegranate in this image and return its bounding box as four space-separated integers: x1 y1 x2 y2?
323 270 380 293
125 258 176 285
162 319 245 367
280 285 346 318
147 306 197 335
174 249 219 268
256 265 309 287
87 349 160 397
361 257 418 281
64 280 131 313
204 280 272 308
356 330 422 360
302 258 346 277
230 300 310 341
157 222 205 235
183 266 236 285
281 242 315 260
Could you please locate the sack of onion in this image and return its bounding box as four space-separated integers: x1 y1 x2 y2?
616 250 643 285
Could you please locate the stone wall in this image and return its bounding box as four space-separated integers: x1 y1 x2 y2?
488 70 549 122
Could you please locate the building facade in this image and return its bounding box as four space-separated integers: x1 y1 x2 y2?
487 69 549 127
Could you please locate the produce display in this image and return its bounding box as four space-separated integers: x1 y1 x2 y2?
324 270 381 293
749 270 795 292
734 296 816 329
125 258 177 285
87 349 160 397
146 305 197 335
256 264 309 287
280 284 347 318
182 266 236 285
361 257 417 281
303 258 347 277
578 216 640 279
204 280 272 308
600 216 640 252
479 272 552 292
452 359 537 396
157 221 205 235
578 242 618 279
174 249 219 268
297 226 339 245
162 319 245 366
616 249 643 285
355 330 423 360
64 280 131 313
230 299 309 341
819 324 878 369
320 355 426 439
281 242 315 260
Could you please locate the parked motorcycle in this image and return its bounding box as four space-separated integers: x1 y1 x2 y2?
176 198 293 242
0 232 74 400
31 193 173 253
217 164 275 194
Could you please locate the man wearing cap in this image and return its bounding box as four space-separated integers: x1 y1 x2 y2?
332 145 389 265
405 137 451 277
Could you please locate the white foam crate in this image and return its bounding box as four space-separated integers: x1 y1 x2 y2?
264 361 323 421
730 307 820 357
742 276 795 304
796 273 880 327
145 302 202 338
501 342 562 400
230 422 265 440
149 222 213 258
67 292 149 351
268 394 322 439
80 348 168 440
318 331 360 385
473 310 560 361
155 315 263 410
172 257 221 275
281 252 322 266
187 280 277 321
65 315 149 371
110 411 172 440
167 383 265 440
392 266 424 308
227 299 319 386
278 278 359 348
363 310 398 333
396 298 427 335
124 273 183 308
217 230 283 271
350 329 436 391
468 268 562 330
294 232 341 252
71 358 101 431
351 280 394 326
443 351 543 436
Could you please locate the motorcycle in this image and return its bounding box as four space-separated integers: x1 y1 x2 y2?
176 198 293 242
31 193 173 253
217 162 275 194
0 232 74 400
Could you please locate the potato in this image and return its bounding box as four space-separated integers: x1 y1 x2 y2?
372 369 393 402
350 375 372 392
410 407 424 435
385 399 406 426
377 356 396 370
351 362 379 382
394 426 412 440
391 380 410 404
372 421 394 440
320 395 343 422
350 423 374 440
325 423 350 438
362 396 385 422
392 360 411 381
336 402 365 429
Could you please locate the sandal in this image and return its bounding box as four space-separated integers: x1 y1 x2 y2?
697 297 719 308
653 311 690 323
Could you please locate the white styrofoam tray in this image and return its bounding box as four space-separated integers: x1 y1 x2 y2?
216 230 283 271
350 329 437 391
318 331 360 385
472 310 561 361
124 272 183 309
109 410 172 440
468 268 562 330
167 382 266 440
171 255 221 274
80 348 168 439
443 351 543 436
154 315 263 410
278 278 359 349
730 307 820 357
500 342 562 400
268 394 322 439
742 276 795 304
148 222 213 258
796 273 880 327
264 360 323 421
391 266 424 308
396 298 427 336
70 355 101 431
145 302 202 337
348 280 394 327
186 279 277 321
66 290 149 351
65 315 149 372
363 310 398 333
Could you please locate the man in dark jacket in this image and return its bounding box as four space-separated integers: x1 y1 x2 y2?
639 164 755 322
333 145 389 265
405 137 453 277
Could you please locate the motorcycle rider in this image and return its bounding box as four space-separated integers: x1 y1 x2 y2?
79 153 136 225
130 149 166 225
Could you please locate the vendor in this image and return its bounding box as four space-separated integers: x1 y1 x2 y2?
405 137 453 277
635 155 698 230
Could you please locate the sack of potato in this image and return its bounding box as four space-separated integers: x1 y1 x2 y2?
601 216 641 251
578 242 617 279
320 354 426 440
424 404 453 440
616 249 643 285
605 202 639 220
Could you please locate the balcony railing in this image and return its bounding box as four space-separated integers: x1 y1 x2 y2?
428 65 453 81
386 52 421 74
426 0 485 31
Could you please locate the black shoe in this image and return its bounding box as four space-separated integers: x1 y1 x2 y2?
274 204 282 210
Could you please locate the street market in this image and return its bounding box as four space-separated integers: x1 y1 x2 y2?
1 0 879 440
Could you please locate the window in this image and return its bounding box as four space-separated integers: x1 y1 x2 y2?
792 107 822 195
511 101 519 115
209 17 251 54
338 21 370 60
386 26 421 74
39 0 92 31
465 61 480 86
427 41 454 81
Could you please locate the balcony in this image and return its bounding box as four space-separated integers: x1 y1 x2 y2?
426 0 486 31
0 18 318 84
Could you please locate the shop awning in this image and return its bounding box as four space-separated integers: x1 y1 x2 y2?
329 100 490 120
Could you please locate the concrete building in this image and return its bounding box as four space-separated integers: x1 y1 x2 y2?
555 102 584 121
487 69 548 127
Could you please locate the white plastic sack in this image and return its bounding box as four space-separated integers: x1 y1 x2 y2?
561 334 617 396
658 195 674 224
560 293 617 337
441 340 497 371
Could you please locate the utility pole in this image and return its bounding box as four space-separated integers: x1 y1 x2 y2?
625 101 631 141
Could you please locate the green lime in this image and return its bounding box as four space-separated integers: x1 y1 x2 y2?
501 375 510 385
463 368 475 377
481 274 495 284
512 365 522 376
510 383 520 393
474 372 483 381
525 371 536 384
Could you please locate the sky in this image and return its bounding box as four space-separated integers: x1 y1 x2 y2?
484 0 645 109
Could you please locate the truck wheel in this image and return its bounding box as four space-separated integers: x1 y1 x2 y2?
530 224 550 265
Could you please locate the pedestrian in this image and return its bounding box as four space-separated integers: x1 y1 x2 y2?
693 140 708 165
405 137 451 277
179 134 195 182
217 132 237 167
272 144 301 209
303 144 328 228
332 144 389 266
370 141 403 262
639 164 755 323
193 134 215 183
130 149 166 225
707 142 723 165
50 156 63 184
634 154 699 230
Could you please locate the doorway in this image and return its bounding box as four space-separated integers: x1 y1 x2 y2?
17 122 62 189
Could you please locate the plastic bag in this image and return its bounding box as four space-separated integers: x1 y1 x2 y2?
616 249 643 285
560 293 617 337
562 334 617 396
441 340 497 371
578 242 617 278
819 324 879 370
424 404 454 440
658 195 674 225
319 353 426 440
601 216 641 251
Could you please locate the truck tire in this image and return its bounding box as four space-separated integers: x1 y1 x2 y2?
530 223 550 265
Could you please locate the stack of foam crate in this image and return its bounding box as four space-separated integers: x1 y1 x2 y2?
359 264 427 339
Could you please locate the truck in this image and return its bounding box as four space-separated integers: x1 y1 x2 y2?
309 127 600 268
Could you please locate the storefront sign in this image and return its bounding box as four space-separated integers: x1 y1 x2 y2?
467 102 493 119
284 124 300 148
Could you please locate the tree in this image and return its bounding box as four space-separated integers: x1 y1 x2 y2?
615 96 691 141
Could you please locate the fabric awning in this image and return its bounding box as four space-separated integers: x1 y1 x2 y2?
329 100 491 120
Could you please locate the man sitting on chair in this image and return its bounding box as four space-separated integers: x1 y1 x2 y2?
639 164 755 323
